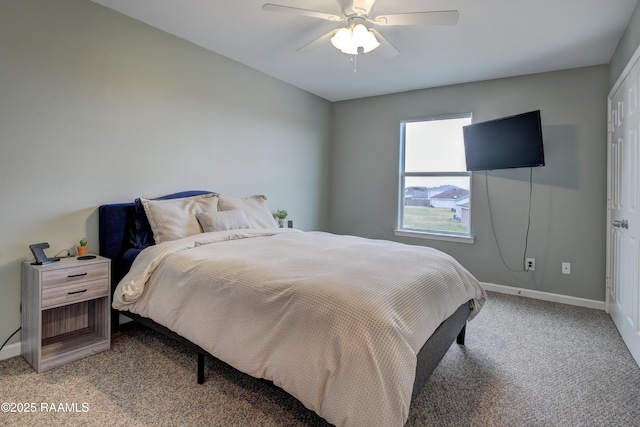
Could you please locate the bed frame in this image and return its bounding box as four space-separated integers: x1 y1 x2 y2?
98 191 470 400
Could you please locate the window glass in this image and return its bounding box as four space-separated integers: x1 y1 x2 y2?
404 118 469 173
400 115 472 236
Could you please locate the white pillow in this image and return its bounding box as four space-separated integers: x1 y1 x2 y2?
217 194 277 229
141 194 219 243
196 210 250 232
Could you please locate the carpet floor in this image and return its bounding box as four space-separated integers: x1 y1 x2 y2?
1 291 639 426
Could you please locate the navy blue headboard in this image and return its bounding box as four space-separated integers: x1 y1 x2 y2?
99 191 213 286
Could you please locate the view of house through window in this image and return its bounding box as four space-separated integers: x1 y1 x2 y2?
399 114 472 236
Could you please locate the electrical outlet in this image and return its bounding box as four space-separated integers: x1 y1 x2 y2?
562 262 571 275
525 257 535 271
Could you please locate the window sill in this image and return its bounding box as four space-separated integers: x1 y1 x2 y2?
393 229 475 244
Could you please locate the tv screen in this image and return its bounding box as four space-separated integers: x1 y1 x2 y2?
463 110 545 171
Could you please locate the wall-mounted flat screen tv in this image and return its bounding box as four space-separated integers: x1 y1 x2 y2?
463 110 545 171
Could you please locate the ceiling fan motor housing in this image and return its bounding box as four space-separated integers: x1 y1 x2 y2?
339 0 376 17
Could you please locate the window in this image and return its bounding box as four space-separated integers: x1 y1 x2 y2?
396 114 473 242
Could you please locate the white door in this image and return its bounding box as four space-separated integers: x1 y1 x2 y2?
607 54 640 367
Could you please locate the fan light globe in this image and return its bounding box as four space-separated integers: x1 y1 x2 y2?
351 23 369 44
361 29 380 53
331 27 352 52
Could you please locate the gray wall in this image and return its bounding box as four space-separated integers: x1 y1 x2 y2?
609 1 640 89
330 66 609 302
0 0 332 346
2 0 635 351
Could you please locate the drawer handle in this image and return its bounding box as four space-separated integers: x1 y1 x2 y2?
67 289 87 295
67 273 88 278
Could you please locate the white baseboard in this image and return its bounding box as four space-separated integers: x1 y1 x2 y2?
481 282 605 311
0 341 21 362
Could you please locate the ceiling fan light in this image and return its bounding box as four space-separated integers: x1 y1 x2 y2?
341 45 359 55
330 23 379 55
361 30 380 53
351 23 369 46
331 27 352 51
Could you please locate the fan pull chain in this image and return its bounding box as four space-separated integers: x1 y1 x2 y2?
350 55 357 73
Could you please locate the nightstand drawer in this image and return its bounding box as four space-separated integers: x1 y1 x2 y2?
41 279 109 308
41 263 109 288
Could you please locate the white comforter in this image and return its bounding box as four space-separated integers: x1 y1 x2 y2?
113 229 486 427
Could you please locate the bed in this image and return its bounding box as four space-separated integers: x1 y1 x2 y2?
98 191 486 427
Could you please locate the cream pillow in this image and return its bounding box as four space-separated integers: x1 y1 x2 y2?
217 194 277 229
141 193 219 243
196 210 251 232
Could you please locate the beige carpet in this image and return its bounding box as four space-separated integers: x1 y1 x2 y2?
1 291 639 426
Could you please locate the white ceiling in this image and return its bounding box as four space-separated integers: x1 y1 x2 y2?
91 0 638 102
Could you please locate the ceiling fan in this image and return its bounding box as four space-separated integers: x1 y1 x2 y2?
262 0 459 58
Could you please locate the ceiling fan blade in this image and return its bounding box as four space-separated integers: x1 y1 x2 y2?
369 28 399 59
262 4 343 22
374 10 459 26
296 29 339 53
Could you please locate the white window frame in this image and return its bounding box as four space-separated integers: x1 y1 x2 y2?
394 113 475 244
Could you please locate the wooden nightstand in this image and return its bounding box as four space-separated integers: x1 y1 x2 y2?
21 255 111 373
